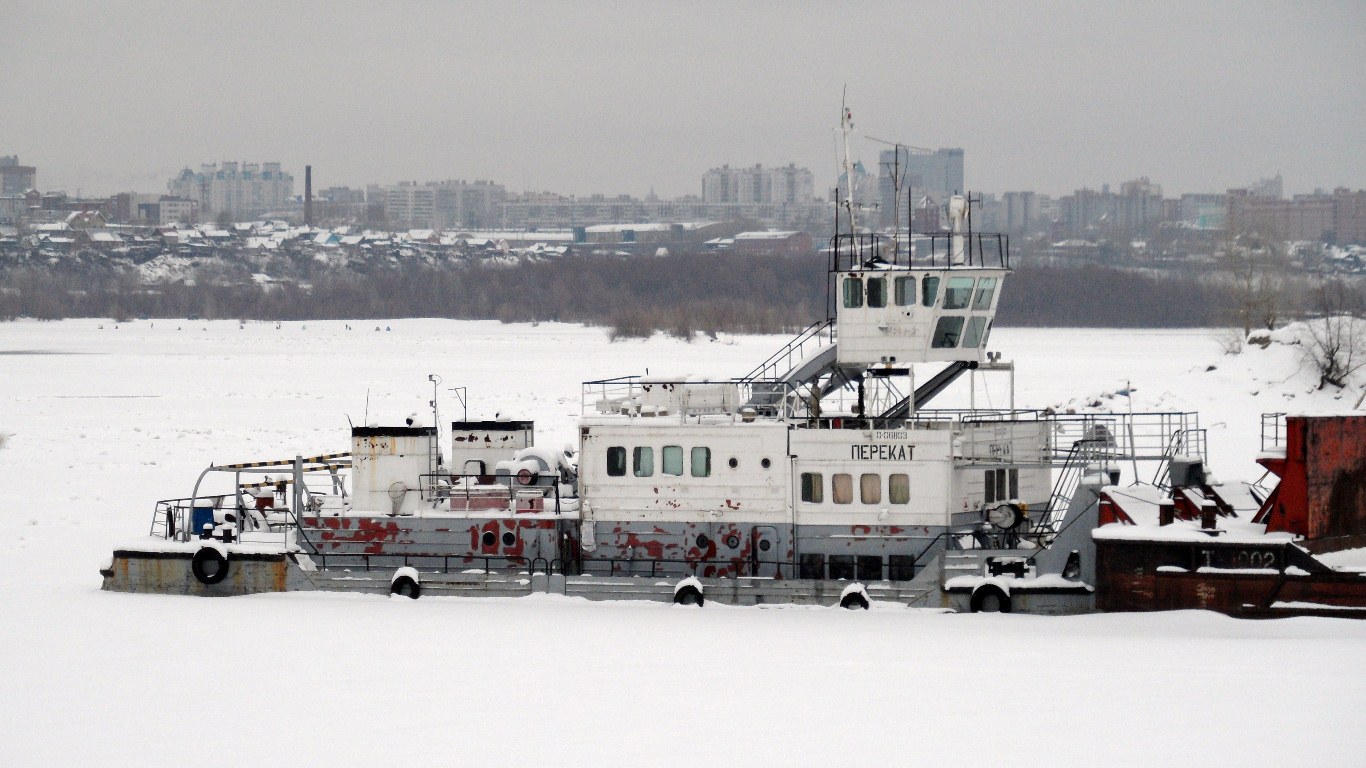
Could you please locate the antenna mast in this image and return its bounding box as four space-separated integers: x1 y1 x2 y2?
840 92 857 235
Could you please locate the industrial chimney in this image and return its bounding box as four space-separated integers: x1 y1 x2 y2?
304 165 313 226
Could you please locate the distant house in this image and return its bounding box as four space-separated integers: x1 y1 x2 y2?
730 230 814 257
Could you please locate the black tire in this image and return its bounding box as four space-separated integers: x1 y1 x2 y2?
840 590 870 610
970 584 1011 613
191 547 229 585
674 584 704 607
390 575 421 599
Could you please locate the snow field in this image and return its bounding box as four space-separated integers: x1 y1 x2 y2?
1 319 1364 766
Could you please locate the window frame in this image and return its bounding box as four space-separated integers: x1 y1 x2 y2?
866 276 887 308
662 445 684 476
894 275 915 307
800 472 823 504
889 473 909 504
860 473 881 504
690 446 711 477
832 473 853 504
606 446 626 477
842 276 864 309
632 446 654 477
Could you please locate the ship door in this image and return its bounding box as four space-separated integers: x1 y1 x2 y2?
751 525 781 578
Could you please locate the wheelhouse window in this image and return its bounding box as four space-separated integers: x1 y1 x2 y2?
894 275 915 306
943 277 975 310
690 447 711 477
889 473 909 504
662 445 684 476
842 277 864 308
633 446 653 477
972 277 998 311
867 277 887 308
985 468 1019 503
931 316 965 348
607 446 626 477
860 473 881 504
962 316 988 348
921 275 940 307
800 472 823 503
832 473 853 504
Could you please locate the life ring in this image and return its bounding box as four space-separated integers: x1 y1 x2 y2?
191 547 229 585
970 584 1011 613
390 574 421 599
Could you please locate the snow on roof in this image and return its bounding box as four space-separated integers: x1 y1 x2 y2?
86 230 122 243
585 223 675 233
734 230 799 240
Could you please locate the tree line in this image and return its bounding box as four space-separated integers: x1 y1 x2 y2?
1 250 1358 335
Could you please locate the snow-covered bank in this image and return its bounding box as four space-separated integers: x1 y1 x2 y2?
1 319 1363 765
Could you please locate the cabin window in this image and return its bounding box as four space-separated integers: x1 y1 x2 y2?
888 555 916 581
985 468 1019 504
828 555 856 580
866 277 887 308
662 445 684 476
921 275 940 307
889 473 909 504
962 316 988 348
943 277 975 310
931 316 965 348
860 473 881 504
972 277 998 310
691 447 711 477
857 555 883 581
799 553 825 579
607 446 626 477
832 473 853 504
894 275 915 306
633 446 654 477
842 276 864 308
801 472 823 503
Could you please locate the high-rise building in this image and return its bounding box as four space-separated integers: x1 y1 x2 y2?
702 164 815 205
876 147 964 227
168 161 294 221
371 179 507 229
0 155 37 194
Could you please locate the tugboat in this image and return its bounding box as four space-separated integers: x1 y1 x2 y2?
102 109 1366 615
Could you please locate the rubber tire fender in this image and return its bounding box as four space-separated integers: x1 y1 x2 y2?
390 575 421 599
673 584 704 607
969 584 1011 613
840 590 870 610
191 547 230 585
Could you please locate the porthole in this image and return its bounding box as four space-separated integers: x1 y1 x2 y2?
481 531 496 547
696 534 710 549
501 531 516 547
728 458 738 469
726 534 740 549
760 458 771 469
759 539 771 552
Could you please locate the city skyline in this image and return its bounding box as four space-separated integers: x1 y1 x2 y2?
3 2 1364 199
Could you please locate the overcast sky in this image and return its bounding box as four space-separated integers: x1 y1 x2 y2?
3 1 1363 199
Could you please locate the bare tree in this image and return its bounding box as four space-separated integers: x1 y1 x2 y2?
1302 281 1366 390
1221 230 1288 335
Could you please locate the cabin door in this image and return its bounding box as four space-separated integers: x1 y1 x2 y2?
751 525 781 578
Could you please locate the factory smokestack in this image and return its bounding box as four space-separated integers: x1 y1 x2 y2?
304 165 313 226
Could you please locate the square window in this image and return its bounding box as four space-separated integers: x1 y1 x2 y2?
842 277 863 309
867 277 887 308
1009 468 1019 499
801 472 823 503
832 473 853 504
607 446 626 477
828 555 856 580
633 446 653 477
662 445 683 476
856 555 883 581
932 316 965 348
962 316 988 348
889 473 909 504
888 555 916 581
690 447 711 477
972 277 997 310
985 468 998 504
799 553 825 579
921 275 940 307
860 473 881 504
943 277 975 310
894 275 915 306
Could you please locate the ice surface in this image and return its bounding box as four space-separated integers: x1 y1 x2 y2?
1 319 1364 765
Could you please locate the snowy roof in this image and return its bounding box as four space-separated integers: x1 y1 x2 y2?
734 230 799 240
